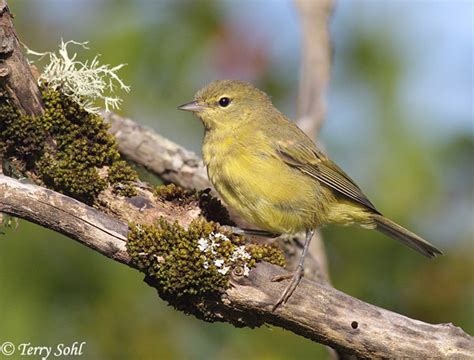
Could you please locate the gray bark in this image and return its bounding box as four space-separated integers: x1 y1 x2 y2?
1 175 472 359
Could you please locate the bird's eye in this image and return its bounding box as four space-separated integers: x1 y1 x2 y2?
218 97 231 107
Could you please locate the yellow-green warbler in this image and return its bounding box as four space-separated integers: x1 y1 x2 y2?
179 80 442 309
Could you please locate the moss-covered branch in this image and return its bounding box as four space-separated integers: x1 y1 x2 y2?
0 87 138 203
1 175 472 358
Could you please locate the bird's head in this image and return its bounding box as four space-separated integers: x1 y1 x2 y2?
178 80 272 131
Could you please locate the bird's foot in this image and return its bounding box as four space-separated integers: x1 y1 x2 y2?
271 265 304 311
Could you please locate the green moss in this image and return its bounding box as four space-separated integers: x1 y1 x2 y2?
245 243 286 268
155 184 234 225
0 100 44 170
127 217 285 300
108 160 138 197
0 87 138 204
38 153 107 203
155 183 198 203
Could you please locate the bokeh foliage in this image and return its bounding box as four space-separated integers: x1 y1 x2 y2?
1 1 472 359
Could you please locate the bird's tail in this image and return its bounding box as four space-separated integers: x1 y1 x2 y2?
372 214 443 258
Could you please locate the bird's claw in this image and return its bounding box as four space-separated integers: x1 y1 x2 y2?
271 273 294 282
271 266 304 311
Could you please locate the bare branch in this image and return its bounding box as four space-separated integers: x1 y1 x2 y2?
0 176 130 264
1 175 472 359
295 0 334 138
102 111 209 190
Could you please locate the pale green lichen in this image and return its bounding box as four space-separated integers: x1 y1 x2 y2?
26 39 130 113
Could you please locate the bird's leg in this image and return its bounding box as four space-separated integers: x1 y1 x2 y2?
271 229 314 311
221 226 281 238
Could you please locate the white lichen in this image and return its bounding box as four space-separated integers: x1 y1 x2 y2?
25 39 130 114
214 259 225 268
230 245 252 262
213 233 230 241
134 224 144 234
197 238 209 252
217 266 230 275
197 232 252 277
242 265 250 277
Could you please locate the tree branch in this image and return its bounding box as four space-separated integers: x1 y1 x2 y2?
102 111 209 190
0 176 130 264
295 0 334 138
1 175 472 359
0 0 43 116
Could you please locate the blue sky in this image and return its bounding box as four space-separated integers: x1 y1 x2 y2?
226 0 473 137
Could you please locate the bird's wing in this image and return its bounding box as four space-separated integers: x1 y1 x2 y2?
275 138 379 213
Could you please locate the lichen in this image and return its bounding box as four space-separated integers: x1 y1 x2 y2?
26 39 130 114
0 86 138 204
127 217 285 300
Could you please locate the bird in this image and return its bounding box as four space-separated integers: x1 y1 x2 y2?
178 79 442 309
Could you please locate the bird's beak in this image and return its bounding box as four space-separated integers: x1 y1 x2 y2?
178 101 205 112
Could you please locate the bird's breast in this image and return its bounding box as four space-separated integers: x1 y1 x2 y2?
203 131 331 233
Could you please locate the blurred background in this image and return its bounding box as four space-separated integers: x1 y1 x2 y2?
1 0 472 359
